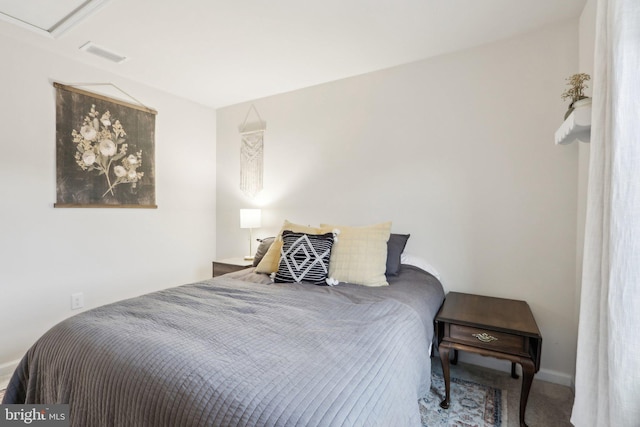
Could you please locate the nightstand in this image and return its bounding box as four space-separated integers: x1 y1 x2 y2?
212 258 253 277
435 292 542 427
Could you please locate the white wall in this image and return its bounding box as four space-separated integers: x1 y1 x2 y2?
0 33 217 382
217 20 580 384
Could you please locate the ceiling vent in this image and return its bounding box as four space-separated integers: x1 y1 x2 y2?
79 41 127 63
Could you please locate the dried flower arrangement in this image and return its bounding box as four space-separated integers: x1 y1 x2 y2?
561 73 591 119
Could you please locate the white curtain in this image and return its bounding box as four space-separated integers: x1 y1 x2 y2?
571 0 640 426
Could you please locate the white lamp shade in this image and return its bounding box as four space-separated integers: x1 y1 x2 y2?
240 209 261 229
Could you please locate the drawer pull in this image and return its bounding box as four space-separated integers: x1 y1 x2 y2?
472 333 498 343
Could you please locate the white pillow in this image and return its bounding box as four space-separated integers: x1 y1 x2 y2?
400 253 443 284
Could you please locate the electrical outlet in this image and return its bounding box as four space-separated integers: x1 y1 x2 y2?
71 292 84 310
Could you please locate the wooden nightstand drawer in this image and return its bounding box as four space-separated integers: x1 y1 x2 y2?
449 324 529 357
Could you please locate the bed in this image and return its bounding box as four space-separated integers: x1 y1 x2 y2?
3 237 444 426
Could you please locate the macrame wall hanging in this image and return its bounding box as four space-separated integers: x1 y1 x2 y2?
239 104 266 199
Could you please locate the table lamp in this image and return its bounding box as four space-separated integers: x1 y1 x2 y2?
240 208 262 260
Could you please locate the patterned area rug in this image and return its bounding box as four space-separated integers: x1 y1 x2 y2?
421 373 507 427
1 373 506 426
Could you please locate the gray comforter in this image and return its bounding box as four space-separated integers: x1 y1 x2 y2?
3 265 444 427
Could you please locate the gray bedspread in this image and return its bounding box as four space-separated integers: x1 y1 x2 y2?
3 265 444 427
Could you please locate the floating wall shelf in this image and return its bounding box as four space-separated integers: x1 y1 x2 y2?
555 98 592 145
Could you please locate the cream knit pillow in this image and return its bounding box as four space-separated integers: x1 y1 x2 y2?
320 221 391 287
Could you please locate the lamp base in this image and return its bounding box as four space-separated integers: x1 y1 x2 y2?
244 255 254 261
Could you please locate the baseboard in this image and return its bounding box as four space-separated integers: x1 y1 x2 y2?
0 360 19 389
434 350 575 388
535 365 575 389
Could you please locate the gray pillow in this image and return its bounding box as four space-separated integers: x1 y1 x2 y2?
386 233 410 276
252 237 275 267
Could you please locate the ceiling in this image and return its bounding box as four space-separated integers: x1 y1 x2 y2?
0 0 586 109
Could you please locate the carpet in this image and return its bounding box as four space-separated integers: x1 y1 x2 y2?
0 374 506 427
421 373 507 427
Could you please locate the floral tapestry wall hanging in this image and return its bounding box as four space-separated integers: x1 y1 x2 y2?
239 104 266 199
54 83 157 208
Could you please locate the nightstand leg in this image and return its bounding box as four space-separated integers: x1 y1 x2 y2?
439 343 451 409
519 359 535 427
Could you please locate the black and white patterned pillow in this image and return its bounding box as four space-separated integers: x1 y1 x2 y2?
273 230 336 285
